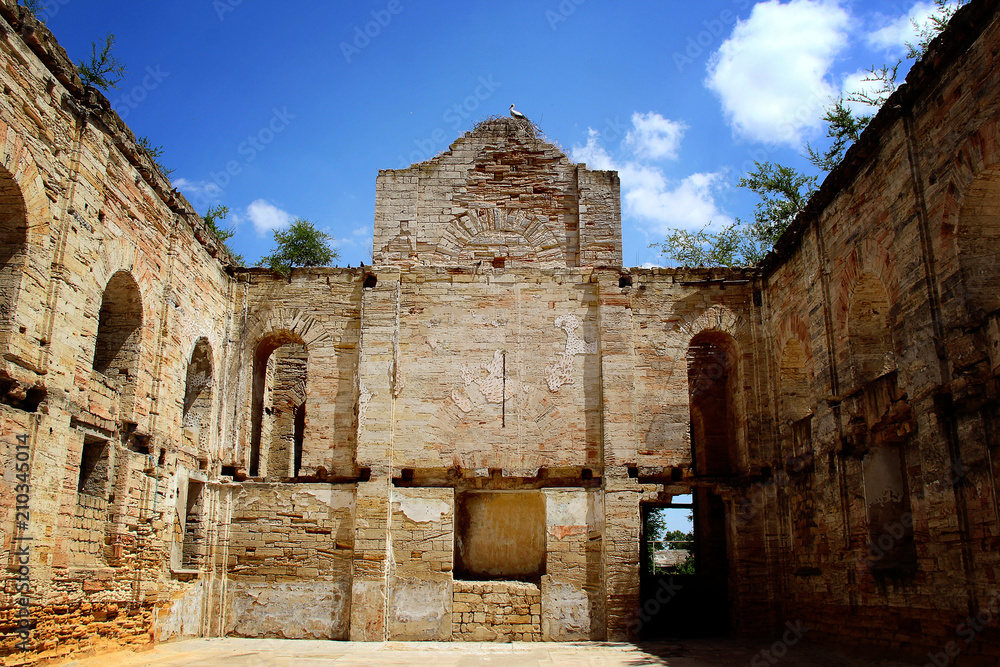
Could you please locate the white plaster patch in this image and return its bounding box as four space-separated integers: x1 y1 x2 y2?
541 579 590 640
546 314 596 392
453 350 515 411
476 350 515 403
292 487 354 511
155 580 204 641
390 578 450 627
227 580 348 639
545 491 588 527
452 389 473 413
393 490 449 523
358 378 373 427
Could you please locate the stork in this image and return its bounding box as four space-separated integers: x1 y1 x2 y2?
509 103 529 121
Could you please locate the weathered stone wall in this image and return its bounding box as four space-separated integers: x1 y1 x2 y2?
389 267 602 474
542 488 603 641
1 0 999 659
373 118 622 269
0 1 237 661
225 483 354 640
452 580 541 641
751 1 1000 660
387 487 453 641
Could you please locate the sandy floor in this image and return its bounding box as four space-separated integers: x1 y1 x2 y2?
49 637 924 667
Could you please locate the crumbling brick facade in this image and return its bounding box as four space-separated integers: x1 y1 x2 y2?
0 0 999 663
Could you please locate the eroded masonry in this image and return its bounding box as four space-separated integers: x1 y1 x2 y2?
1 0 1000 662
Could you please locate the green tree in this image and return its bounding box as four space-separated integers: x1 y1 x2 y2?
20 0 43 20
807 1 964 171
77 32 127 91
805 99 872 172
258 219 337 277
643 509 667 574
655 1 965 267
136 136 174 178
652 161 816 267
662 528 695 575
201 204 243 265
203 204 233 242
907 0 966 59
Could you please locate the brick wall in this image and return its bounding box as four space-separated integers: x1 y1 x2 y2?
452 581 541 641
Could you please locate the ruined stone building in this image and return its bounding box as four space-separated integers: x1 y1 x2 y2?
1 0 999 663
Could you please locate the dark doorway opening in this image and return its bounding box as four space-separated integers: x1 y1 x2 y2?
639 492 730 639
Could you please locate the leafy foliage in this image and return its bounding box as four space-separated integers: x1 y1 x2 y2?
644 510 696 575
906 0 966 59
807 1 964 171
652 161 816 267
655 1 966 268
136 136 174 178
258 219 337 277
203 205 233 242
76 33 127 91
201 204 243 265
805 99 872 171
662 529 696 575
20 0 44 20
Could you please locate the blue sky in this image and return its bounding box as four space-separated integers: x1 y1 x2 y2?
35 0 952 267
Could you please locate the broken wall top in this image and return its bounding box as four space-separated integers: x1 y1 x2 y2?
373 117 622 270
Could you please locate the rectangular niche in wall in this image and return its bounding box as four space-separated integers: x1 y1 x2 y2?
455 490 545 581
862 445 917 573
78 436 110 497
182 480 206 569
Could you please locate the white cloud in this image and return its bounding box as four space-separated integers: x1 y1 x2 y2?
571 129 616 170
246 199 294 236
839 67 896 116
625 170 732 234
571 129 731 235
335 225 373 250
624 112 687 161
866 1 937 51
706 0 851 146
174 178 222 205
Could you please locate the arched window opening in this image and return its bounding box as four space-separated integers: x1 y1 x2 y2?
0 167 28 332
957 167 1000 319
249 333 308 479
848 274 894 386
182 338 214 451
687 331 740 476
93 271 143 406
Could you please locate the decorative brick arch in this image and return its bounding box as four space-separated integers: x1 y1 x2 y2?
686 304 747 343
775 312 813 368
244 307 333 351
0 130 50 336
243 308 327 479
0 127 52 241
90 236 154 326
432 208 564 265
944 118 1000 224
834 238 899 341
943 119 1000 317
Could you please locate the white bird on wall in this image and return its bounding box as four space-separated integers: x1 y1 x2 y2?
509 104 529 121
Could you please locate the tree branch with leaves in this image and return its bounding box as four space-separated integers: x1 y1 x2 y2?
654 0 966 268
652 161 816 267
77 32 127 91
258 219 337 277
